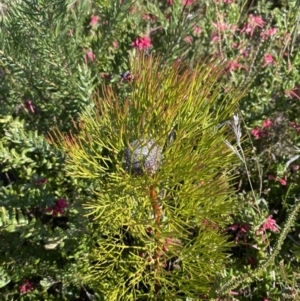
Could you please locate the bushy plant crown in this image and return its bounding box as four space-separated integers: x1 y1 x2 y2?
49 54 246 299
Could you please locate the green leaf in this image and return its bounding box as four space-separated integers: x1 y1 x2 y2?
0 267 10 289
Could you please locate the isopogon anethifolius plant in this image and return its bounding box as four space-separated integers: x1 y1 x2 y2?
49 54 246 300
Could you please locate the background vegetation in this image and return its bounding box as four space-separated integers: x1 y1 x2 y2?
0 0 300 300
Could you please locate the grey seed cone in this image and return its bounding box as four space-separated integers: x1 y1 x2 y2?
124 139 163 175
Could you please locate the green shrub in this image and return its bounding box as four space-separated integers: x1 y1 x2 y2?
49 54 245 300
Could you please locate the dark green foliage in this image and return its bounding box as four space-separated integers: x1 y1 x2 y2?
0 0 137 135
0 115 93 299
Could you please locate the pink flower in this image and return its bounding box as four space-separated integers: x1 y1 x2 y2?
268 174 287 185
193 25 202 36
249 14 265 28
211 32 220 42
285 86 300 100
241 14 265 36
251 126 267 139
263 54 275 67
251 127 261 139
227 223 251 244
262 119 272 128
24 100 35 113
241 24 253 35
131 36 152 50
143 14 157 22
19 279 34 294
260 216 279 232
261 27 277 39
184 36 193 44
290 121 300 132
230 291 239 296
278 177 287 185
251 119 272 138
84 51 95 63
47 198 69 217
167 0 173 5
182 0 194 5
213 22 227 32
265 54 274 64
90 15 99 26
227 59 248 72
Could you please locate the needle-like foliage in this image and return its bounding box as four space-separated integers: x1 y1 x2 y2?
49 54 246 300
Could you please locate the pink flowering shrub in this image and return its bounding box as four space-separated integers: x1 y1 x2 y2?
131 36 152 50
260 216 279 233
262 53 275 67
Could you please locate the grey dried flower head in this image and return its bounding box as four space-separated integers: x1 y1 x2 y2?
124 139 163 175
